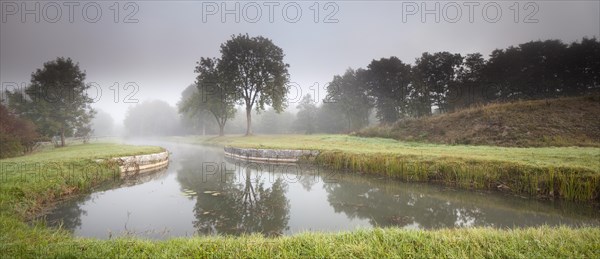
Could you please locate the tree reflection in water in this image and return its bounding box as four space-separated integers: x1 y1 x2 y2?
324 173 599 229
41 168 169 233
177 154 290 236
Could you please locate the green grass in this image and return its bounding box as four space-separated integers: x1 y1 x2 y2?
5 143 164 163
0 143 164 219
171 134 600 201
3 218 599 258
1 141 599 257
172 135 600 171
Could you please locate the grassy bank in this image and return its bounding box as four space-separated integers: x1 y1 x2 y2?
172 135 600 201
358 95 600 147
0 143 164 219
0 143 165 257
1 141 599 257
3 223 599 258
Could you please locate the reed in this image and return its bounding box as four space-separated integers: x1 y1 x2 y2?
313 151 600 202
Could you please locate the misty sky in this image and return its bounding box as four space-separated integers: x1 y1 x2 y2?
1 1 598 125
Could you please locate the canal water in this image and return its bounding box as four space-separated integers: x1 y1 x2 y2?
42 141 600 239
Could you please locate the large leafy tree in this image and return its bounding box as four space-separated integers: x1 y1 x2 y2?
564 37 600 95
482 39 592 101
7 57 95 146
218 34 290 136
364 57 412 124
448 53 486 110
183 58 236 136
326 69 373 131
413 52 463 114
485 40 568 100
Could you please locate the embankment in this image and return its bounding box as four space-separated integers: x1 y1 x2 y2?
358 95 600 147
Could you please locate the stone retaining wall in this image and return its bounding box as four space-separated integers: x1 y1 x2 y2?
224 146 319 162
98 151 169 177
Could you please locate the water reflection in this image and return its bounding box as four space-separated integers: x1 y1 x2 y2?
41 141 600 239
323 174 599 229
177 154 290 236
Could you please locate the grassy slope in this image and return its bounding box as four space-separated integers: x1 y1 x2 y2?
173 134 600 201
358 95 600 147
1 142 599 257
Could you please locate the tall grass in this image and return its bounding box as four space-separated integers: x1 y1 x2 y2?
3 218 599 258
313 151 600 202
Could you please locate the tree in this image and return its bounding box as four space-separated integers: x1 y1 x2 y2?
195 58 236 136
563 37 600 95
191 58 237 136
74 123 93 143
315 102 347 133
6 57 95 146
522 40 569 98
413 52 463 114
448 53 486 110
326 69 373 131
364 57 412 124
483 40 572 101
177 84 215 135
293 94 318 134
219 34 290 136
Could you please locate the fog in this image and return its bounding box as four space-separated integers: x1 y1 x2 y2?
2 2 600 252
2 1 598 130
0 1 600 140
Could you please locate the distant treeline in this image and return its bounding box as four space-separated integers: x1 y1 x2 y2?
166 37 600 136
314 37 600 133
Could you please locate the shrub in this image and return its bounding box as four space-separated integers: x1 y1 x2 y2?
0 103 39 158
0 131 23 158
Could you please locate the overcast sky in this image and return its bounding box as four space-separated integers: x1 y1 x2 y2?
1 1 598 124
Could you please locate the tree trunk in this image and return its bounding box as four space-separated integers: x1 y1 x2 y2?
245 106 252 136
202 124 206 136
60 128 65 147
218 123 225 136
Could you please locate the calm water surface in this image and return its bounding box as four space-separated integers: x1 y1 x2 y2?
42 140 600 239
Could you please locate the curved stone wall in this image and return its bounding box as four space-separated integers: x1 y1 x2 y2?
224 146 319 162
104 151 170 177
